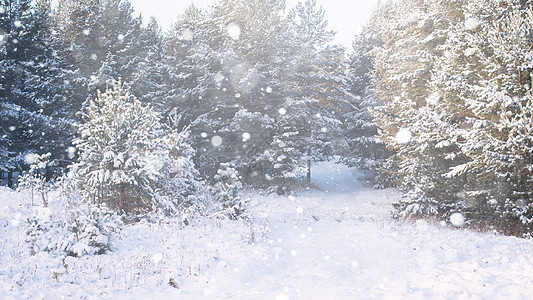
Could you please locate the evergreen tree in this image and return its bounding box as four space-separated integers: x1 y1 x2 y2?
73 80 201 214
0 0 72 175
211 162 245 219
342 29 390 181
281 0 348 184
188 0 293 187
54 0 147 114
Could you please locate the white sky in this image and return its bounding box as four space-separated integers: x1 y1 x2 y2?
129 0 380 50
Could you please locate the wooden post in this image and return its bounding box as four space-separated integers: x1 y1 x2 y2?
307 145 311 184
7 172 12 189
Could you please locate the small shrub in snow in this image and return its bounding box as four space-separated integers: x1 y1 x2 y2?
17 153 55 206
211 163 246 219
25 200 122 257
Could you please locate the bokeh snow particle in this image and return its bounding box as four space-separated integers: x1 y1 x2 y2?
515 199 528 207
211 135 223 147
214 72 225 83
117 34 124 41
266 86 273 93
24 153 37 164
201 132 208 138
450 212 465 227
8 126 15 132
14 20 22 28
235 93 241 98
90 54 98 60
465 16 480 30
67 146 77 159
278 108 287 115
395 128 412 144
180 29 194 41
426 92 441 105
242 132 251 142
227 23 241 40
152 253 163 264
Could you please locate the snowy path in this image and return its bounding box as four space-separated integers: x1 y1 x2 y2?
1 162 533 299
176 162 533 299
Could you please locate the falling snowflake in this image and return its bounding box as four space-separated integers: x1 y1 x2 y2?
242 132 251 142
82 28 90 36
90 54 97 60
151 253 163 263
214 72 225 83
67 146 77 159
211 135 222 147
14 20 22 28
24 153 37 164
266 86 273 93
117 34 124 41
395 128 412 144
179 29 194 41
278 108 287 115
201 132 208 138
426 92 441 105
449 212 465 227
465 16 480 30
227 23 241 40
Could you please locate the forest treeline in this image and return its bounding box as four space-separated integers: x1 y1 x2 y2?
1 0 532 237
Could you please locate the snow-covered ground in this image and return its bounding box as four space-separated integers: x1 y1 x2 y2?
1 161 533 299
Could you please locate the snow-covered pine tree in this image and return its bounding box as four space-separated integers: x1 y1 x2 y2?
73 79 201 215
342 29 390 183
54 0 148 116
433 0 533 235
163 5 221 123
211 162 245 219
0 0 72 176
189 0 293 188
370 0 470 219
276 0 348 186
130 17 171 114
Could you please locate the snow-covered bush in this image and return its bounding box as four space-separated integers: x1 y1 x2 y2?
25 199 122 257
211 163 246 219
